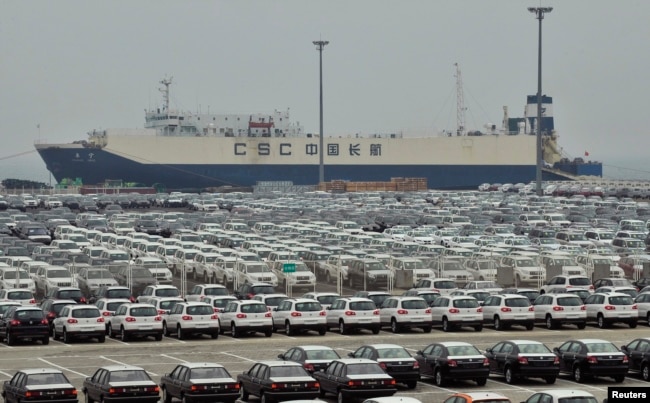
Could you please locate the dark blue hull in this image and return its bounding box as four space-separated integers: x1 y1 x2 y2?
37 146 570 191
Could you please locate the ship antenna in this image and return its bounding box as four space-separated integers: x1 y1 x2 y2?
454 63 466 136
159 76 173 114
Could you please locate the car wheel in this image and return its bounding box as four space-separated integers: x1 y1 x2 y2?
525 323 534 331
177 325 184 340
573 365 584 383
434 368 445 386
338 320 348 335
406 380 417 389
108 324 115 338
192 269 197 280
85 391 94 403
264 328 272 337
42 336 49 345
337 390 345 403
260 392 268 403
577 322 586 330
630 321 638 328
390 318 399 333
642 363 650 381
476 377 487 386
545 315 555 330
505 367 515 384
6 331 14 346
239 384 249 401
474 324 483 332
597 313 607 329
371 326 380 335
318 327 326 336
155 332 163 341
98 335 105 343
515 274 522 285
285 321 293 336
614 375 625 383
203 272 208 283
163 322 169 337
211 331 218 339
120 327 129 342
222 276 228 286
422 326 432 333
53 327 60 341
349 276 354 288
545 376 556 384
442 317 451 332
494 316 502 330
232 322 239 338
63 328 71 344
163 387 172 403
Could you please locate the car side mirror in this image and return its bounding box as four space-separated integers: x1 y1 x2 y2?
620 345 628 352
485 348 492 353
552 347 559 354
415 350 423 356
277 354 284 359
347 352 355 358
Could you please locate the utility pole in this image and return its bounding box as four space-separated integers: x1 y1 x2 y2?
313 40 329 184
528 6 552 196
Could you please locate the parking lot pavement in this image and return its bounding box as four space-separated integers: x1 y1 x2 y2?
0 323 647 402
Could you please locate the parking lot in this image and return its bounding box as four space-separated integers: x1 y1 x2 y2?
0 320 646 402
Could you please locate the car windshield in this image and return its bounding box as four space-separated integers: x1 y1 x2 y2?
345 363 385 375
377 348 411 359
72 308 100 318
48 269 71 278
518 344 551 354
87 270 113 279
109 370 151 382
130 307 157 317
516 259 536 267
365 262 386 271
452 299 479 308
269 366 308 378
557 398 598 403
186 305 213 315
189 367 229 379
247 265 270 273
2 270 29 279
435 281 457 289
447 345 482 356
585 342 619 353
505 298 530 307
557 297 582 306
306 349 340 360
106 289 131 299
26 373 69 385
7 291 32 300
131 268 152 278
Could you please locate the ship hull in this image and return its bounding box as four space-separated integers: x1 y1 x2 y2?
35 134 570 190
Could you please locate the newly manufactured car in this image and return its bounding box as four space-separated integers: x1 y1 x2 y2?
553 339 629 383
52 305 106 343
2 368 78 403
82 365 159 403
413 341 489 386
237 360 320 403
484 340 559 384
162 302 219 339
277 345 341 374
348 344 420 389
160 362 239 403
313 358 396 402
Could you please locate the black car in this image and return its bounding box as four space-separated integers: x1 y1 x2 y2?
160 362 239 403
237 361 320 402
43 286 87 304
348 344 420 389
40 298 77 331
0 306 50 346
484 340 560 384
553 339 629 383
233 282 276 300
352 291 391 308
114 266 157 297
413 341 489 386
277 345 341 374
91 286 134 304
2 368 78 403
83 365 159 403
620 337 650 381
313 358 396 401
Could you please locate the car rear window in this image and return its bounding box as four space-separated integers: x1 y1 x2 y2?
269 366 309 377
59 290 82 299
505 298 530 307
518 344 551 354
585 342 619 353
264 297 288 307
186 305 213 315
190 367 229 379
240 303 267 314
106 302 127 311
106 290 131 299
295 302 322 312
452 299 479 308
447 345 481 356
155 288 180 297
345 363 385 375
15 310 44 320
435 281 456 289
350 301 377 311
253 286 275 294
609 296 633 305
26 373 68 385
306 349 340 360
317 295 338 305
402 299 427 309
7 291 32 300
569 277 591 286
109 370 151 382
204 287 228 296
130 307 157 317
377 348 411 359
72 308 100 318
557 297 582 306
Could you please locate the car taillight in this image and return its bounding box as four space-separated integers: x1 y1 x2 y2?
632 304 638 310
236 313 247 319
303 363 314 372
157 309 166 315
145 386 159 393
25 391 43 397
431 288 439 292
587 355 598 364
210 314 218 320
447 359 457 367
604 305 615 310
191 385 206 391
129 297 135 302
67 318 79 324
200 295 205 300
397 309 408 315
552 306 564 311
29 299 36 304
264 312 272 318
589 285 594 290
448 308 459 313
476 307 483 313
80 297 87 304
102 311 111 316
246 293 254 299
378 362 387 370
97 317 105 323
154 315 162 321
40 319 48 325
623 355 629 363
528 306 534 311
580 305 586 310
425 308 432 314
182 315 193 320
348 380 364 386
500 307 512 312
213 308 220 313
518 355 529 365
553 356 560 364
47 312 56 318
482 358 490 366
373 309 380 315
125 316 136 322
413 361 420 369
291 312 302 317
319 310 327 316
344 311 356 316
9 320 20 326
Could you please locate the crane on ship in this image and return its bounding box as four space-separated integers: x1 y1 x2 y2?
454 63 467 136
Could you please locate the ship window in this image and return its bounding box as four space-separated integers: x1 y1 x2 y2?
237 117 240 121
213 117 215 121
225 117 228 121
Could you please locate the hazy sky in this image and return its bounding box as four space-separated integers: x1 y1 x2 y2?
1 0 649 183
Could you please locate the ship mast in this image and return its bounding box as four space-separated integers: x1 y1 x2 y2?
159 77 173 116
454 63 466 136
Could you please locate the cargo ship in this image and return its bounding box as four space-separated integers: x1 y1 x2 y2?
34 78 602 191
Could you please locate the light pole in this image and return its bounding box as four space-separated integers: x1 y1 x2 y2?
313 40 329 184
528 6 552 196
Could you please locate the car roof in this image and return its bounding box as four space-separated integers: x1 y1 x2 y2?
255 360 302 367
439 341 474 347
504 340 544 345
295 345 336 351
176 362 226 369
333 358 379 365
17 368 65 375
450 392 510 401
361 344 406 350
100 364 147 371
533 389 595 398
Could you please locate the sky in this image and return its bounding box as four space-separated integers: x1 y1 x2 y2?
1 0 649 184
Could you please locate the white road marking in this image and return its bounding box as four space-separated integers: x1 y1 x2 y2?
38 358 87 378
221 352 256 362
161 354 188 363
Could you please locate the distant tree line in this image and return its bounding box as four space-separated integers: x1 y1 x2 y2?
1 179 51 189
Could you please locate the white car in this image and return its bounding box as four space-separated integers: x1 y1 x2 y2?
521 389 598 403
378 296 432 333
0 288 35 305
532 293 586 330
584 292 638 328
325 297 380 335
270 261 316 291
235 261 278 287
52 305 106 343
202 295 238 313
107 303 163 341
133 257 173 285
634 292 650 324
35 266 76 294
218 300 273 338
540 275 593 295
301 292 341 309
185 284 229 302
481 294 534 330
162 302 219 339
148 296 185 315
430 295 483 332
136 285 180 305
271 298 327 336
0 267 36 292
